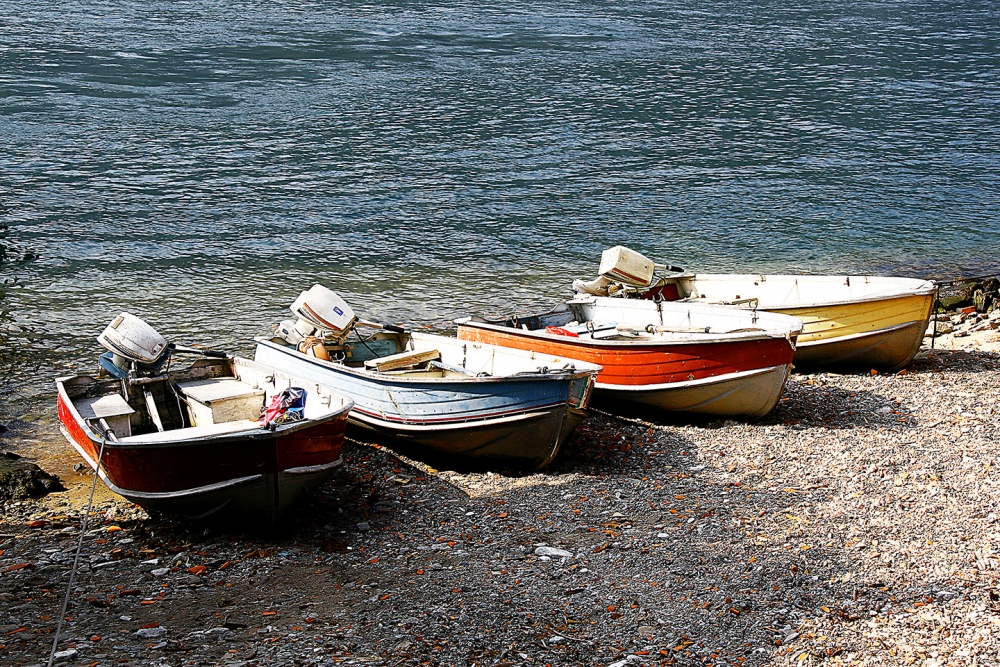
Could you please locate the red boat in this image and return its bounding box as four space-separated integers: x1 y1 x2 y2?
457 296 803 419
57 314 353 525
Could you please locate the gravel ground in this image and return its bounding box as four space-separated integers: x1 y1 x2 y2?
2 344 1000 667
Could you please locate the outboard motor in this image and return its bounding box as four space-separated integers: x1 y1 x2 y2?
573 245 685 297
275 284 358 347
96 312 171 378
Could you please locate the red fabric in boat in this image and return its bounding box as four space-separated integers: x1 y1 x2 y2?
640 284 680 301
544 326 580 337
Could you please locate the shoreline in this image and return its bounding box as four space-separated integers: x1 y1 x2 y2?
2 338 999 666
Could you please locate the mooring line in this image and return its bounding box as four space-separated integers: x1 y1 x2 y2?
932 273 1000 287
589 405 675 431
47 437 108 667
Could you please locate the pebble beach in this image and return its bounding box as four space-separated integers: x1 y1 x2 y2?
1 329 999 667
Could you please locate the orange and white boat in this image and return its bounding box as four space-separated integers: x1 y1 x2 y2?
456 296 803 419
573 247 937 372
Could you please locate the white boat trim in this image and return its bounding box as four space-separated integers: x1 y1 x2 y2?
594 365 783 392
348 408 560 432
283 459 345 475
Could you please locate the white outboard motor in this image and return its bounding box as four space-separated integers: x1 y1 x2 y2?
96 312 170 378
573 245 686 296
276 284 358 346
599 245 658 287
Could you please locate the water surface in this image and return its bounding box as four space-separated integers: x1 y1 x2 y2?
2 0 999 418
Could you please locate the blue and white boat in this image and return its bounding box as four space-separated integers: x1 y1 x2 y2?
253 285 601 469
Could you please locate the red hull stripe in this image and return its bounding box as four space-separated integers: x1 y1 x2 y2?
57 391 347 495
457 326 793 386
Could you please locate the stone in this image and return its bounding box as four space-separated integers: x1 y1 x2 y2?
926 322 953 336
973 289 993 313
939 294 971 311
134 626 167 638
0 451 64 500
534 546 573 558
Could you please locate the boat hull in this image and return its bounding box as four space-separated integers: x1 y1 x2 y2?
455 326 795 419
594 364 790 418
349 405 585 469
253 338 597 469
675 275 937 372
56 364 351 526
772 294 934 372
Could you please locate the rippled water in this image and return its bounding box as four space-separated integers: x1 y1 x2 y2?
2 0 1000 413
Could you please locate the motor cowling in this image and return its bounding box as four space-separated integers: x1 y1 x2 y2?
96 312 171 378
276 284 358 346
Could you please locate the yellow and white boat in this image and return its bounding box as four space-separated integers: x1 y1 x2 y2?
574 247 938 373
669 274 937 372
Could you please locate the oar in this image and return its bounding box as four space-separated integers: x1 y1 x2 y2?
169 343 229 358
354 319 406 334
616 324 714 334
615 324 765 335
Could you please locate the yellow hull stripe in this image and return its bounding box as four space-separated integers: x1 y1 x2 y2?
770 293 935 345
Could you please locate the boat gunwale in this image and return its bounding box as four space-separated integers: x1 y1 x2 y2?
455 318 799 347
679 274 937 310
253 337 601 385
55 366 353 450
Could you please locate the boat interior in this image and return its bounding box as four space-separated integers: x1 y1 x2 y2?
664 274 935 309
64 357 348 444
464 297 801 341
266 328 595 379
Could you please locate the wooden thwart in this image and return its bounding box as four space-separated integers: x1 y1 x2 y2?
364 349 441 372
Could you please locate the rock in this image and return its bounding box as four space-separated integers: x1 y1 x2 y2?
939 294 972 311
134 626 167 638
926 322 953 336
534 546 573 558
0 451 64 500
973 289 993 313
607 656 643 667
52 648 77 660
356 521 370 532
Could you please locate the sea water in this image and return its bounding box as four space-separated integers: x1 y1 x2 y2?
2 0 999 418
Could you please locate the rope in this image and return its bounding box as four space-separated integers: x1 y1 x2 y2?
47 436 108 667
588 406 674 431
932 273 1000 288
